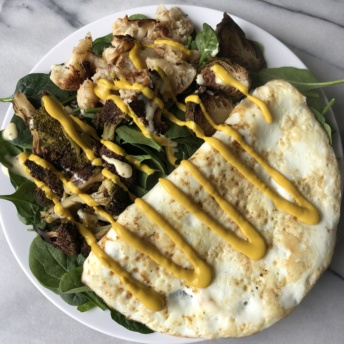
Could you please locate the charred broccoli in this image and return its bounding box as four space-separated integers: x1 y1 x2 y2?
29 105 95 173
24 160 64 197
37 220 90 257
91 179 132 216
93 100 128 141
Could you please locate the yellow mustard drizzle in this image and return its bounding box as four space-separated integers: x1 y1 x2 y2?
70 115 99 140
159 169 266 260
153 39 193 57
134 198 213 288
20 153 165 312
41 96 102 167
129 42 145 70
183 94 319 225
101 139 155 175
165 146 179 167
94 79 172 147
153 66 186 112
94 78 179 167
24 152 213 307
212 64 273 124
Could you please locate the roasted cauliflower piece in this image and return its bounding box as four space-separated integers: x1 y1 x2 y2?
155 4 194 44
146 57 196 95
50 33 107 91
77 79 100 110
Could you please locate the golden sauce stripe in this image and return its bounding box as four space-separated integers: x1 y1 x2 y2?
152 66 186 112
129 42 145 70
23 152 213 306
70 115 99 140
101 139 155 175
179 160 266 260
94 78 178 168
134 198 213 288
19 152 165 311
162 107 319 225
153 39 193 57
94 79 172 147
212 64 272 123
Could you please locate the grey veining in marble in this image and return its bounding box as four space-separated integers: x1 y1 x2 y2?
0 1 344 344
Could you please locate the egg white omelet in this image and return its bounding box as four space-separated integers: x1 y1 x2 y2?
82 80 341 339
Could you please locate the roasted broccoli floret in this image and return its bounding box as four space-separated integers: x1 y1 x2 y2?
93 100 128 141
24 160 64 197
34 188 54 209
105 183 132 216
91 179 132 216
30 106 94 173
37 220 90 257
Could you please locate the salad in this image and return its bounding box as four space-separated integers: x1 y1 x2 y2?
0 4 343 335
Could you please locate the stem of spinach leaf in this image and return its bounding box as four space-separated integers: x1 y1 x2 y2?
0 96 14 103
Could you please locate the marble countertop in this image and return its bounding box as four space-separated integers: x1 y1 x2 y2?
0 0 344 343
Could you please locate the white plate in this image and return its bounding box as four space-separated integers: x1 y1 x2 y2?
0 4 343 344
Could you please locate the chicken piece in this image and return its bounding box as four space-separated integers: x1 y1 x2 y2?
77 79 100 110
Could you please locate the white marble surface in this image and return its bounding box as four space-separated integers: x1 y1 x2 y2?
0 0 344 343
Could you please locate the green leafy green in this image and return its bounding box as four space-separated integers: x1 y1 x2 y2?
91 33 113 56
250 67 344 142
194 23 219 65
10 116 33 149
0 181 42 226
29 235 82 293
128 14 149 20
116 125 162 151
59 267 90 294
9 73 76 108
29 236 151 332
110 309 154 334
251 67 344 96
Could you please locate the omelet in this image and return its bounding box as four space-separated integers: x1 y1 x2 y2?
82 80 341 339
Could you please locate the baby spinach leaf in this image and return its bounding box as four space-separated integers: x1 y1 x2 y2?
59 267 90 294
195 23 219 65
13 73 76 108
0 131 23 166
110 309 154 334
251 67 344 96
128 14 149 20
0 181 41 225
60 292 89 306
11 116 33 149
92 33 113 56
77 300 97 312
116 125 162 151
82 291 108 311
29 235 85 293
